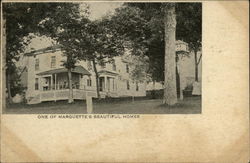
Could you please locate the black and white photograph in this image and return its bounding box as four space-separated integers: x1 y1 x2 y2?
2 2 202 114
1 1 249 163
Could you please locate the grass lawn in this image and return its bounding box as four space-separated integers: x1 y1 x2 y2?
3 96 201 114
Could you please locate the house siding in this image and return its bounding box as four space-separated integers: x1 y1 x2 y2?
24 49 146 103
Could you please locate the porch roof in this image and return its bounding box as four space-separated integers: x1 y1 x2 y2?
98 70 118 76
37 66 91 76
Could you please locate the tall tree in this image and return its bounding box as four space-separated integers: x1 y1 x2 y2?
35 3 89 103
162 3 177 105
111 2 201 105
3 3 89 104
176 3 202 81
129 55 149 82
111 3 178 104
3 3 56 103
69 18 124 99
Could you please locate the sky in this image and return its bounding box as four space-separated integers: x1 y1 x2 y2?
26 2 123 51
87 2 123 20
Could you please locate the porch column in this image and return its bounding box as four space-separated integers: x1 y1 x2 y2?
55 74 57 90
115 78 117 91
115 77 118 91
38 77 40 91
79 74 81 89
39 77 42 102
50 75 53 90
111 77 113 92
104 76 107 92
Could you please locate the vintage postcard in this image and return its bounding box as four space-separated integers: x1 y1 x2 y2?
0 0 249 162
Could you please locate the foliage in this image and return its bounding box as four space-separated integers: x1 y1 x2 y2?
3 3 124 100
111 3 202 82
36 3 89 69
74 18 125 62
36 3 124 70
62 16 125 98
176 3 202 52
129 55 149 82
7 65 25 97
6 64 25 97
3 2 88 72
3 3 87 101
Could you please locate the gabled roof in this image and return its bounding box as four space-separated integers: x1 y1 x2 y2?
25 45 62 56
98 70 118 76
37 66 91 76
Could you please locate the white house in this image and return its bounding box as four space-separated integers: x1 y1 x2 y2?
22 46 146 104
20 40 200 104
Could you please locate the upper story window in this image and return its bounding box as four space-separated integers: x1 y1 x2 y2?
126 64 129 73
112 61 116 71
35 58 39 71
51 56 56 68
35 78 39 90
87 78 92 87
100 62 106 69
136 82 139 91
127 80 130 90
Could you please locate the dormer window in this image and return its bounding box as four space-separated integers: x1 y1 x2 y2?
35 58 39 71
51 56 56 68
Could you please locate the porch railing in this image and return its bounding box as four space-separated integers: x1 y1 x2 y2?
39 88 119 102
40 89 98 102
42 84 80 91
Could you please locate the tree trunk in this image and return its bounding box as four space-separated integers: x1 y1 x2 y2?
7 71 12 104
2 18 6 107
92 59 101 99
152 80 156 99
194 50 199 82
67 68 74 103
176 63 180 98
176 54 184 100
163 4 177 105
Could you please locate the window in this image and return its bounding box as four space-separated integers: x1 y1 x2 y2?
127 80 130 90
126 64 129 73
99 77 104 91
112 61 116 71
35 78 39 90
100 62 106 68
87 79 92 87
51 56 56 68
136 82 139 91
35 58 39 71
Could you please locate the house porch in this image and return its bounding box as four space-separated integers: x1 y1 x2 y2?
31 66 98 103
